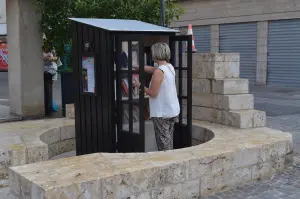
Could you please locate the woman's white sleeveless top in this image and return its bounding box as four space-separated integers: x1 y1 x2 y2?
149 64 180 118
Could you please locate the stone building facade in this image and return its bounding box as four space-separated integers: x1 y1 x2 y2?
171 0 300 87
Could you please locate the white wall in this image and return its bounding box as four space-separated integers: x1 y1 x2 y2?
0 0 6 24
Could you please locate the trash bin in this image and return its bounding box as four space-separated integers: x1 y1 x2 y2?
44 72 53 116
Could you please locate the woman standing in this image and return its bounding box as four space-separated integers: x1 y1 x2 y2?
135 42 180 151
43 45 61 112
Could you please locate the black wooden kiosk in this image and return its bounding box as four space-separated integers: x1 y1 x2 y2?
70 18 193 155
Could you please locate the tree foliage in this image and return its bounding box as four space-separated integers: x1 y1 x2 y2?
37 0 183 56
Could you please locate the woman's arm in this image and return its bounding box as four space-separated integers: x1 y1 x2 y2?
144 66 157 74
144 69 164 98
134 65 157 74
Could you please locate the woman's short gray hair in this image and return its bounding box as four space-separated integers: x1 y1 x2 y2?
151 42 171 61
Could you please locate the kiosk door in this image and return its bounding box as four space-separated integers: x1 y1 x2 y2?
115 35 146 152
169 35 193 149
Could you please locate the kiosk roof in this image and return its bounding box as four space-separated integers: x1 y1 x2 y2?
70 18 179 33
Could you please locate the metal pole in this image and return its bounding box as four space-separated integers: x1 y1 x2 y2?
160 0 166 27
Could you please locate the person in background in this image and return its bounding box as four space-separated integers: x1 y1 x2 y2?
43 44 62 112
134 42 180 151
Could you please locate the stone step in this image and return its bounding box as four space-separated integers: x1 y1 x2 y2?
192 107 266 129
194 60 240 79
192 93 254 111
212 78 249 94
223 109 266 128
176 78 211 95
176 53 240 67
175 53 240 80
177 78 249 96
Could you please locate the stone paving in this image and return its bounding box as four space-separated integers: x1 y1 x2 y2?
202 161 300 199
0 104 21 123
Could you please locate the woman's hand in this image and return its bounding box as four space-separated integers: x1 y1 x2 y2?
52 57 58 62
133 79 141 88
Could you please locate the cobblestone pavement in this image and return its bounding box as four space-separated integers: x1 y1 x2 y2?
203 162 300 199
252 86 300 155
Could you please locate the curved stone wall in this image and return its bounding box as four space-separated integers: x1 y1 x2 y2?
9 120 293 198
0 118 75 187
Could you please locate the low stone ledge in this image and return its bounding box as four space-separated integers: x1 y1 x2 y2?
9 121 293 198
66 104 75 119
0 118 75 187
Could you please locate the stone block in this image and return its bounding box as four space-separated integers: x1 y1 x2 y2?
222 110 267 128
177 78 211 96
66 104 75 119
192 107 222 123
102 161 186 198
48 143 59 158
44 180 101 199
231 148 262 169
126 192 151 199
201 167 252 196
285 153 294 167
193 79 211 93
20 175 33 198
194 60 239 79
186 155 232 180
8 143 27 167
60 125 75 140
222 110 253 129
252 160 284 181
151 180 200 199
57 139 76 154
194 53 239 62
0 168 7 181
0 149 8 178
253 110 267 127
192 92 217 108
192 126 205 141
176 53 204 68
40 127 61 145
8 168 21 196
216 94 254 110
26 141 49 164
212 79 249 94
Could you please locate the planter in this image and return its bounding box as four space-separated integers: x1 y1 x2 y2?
61 71 75 117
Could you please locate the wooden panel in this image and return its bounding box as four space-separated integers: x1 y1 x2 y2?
95 28 104 153
89 26 98 152
82 25 92 154
78 24 87 154
100 30 110 151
